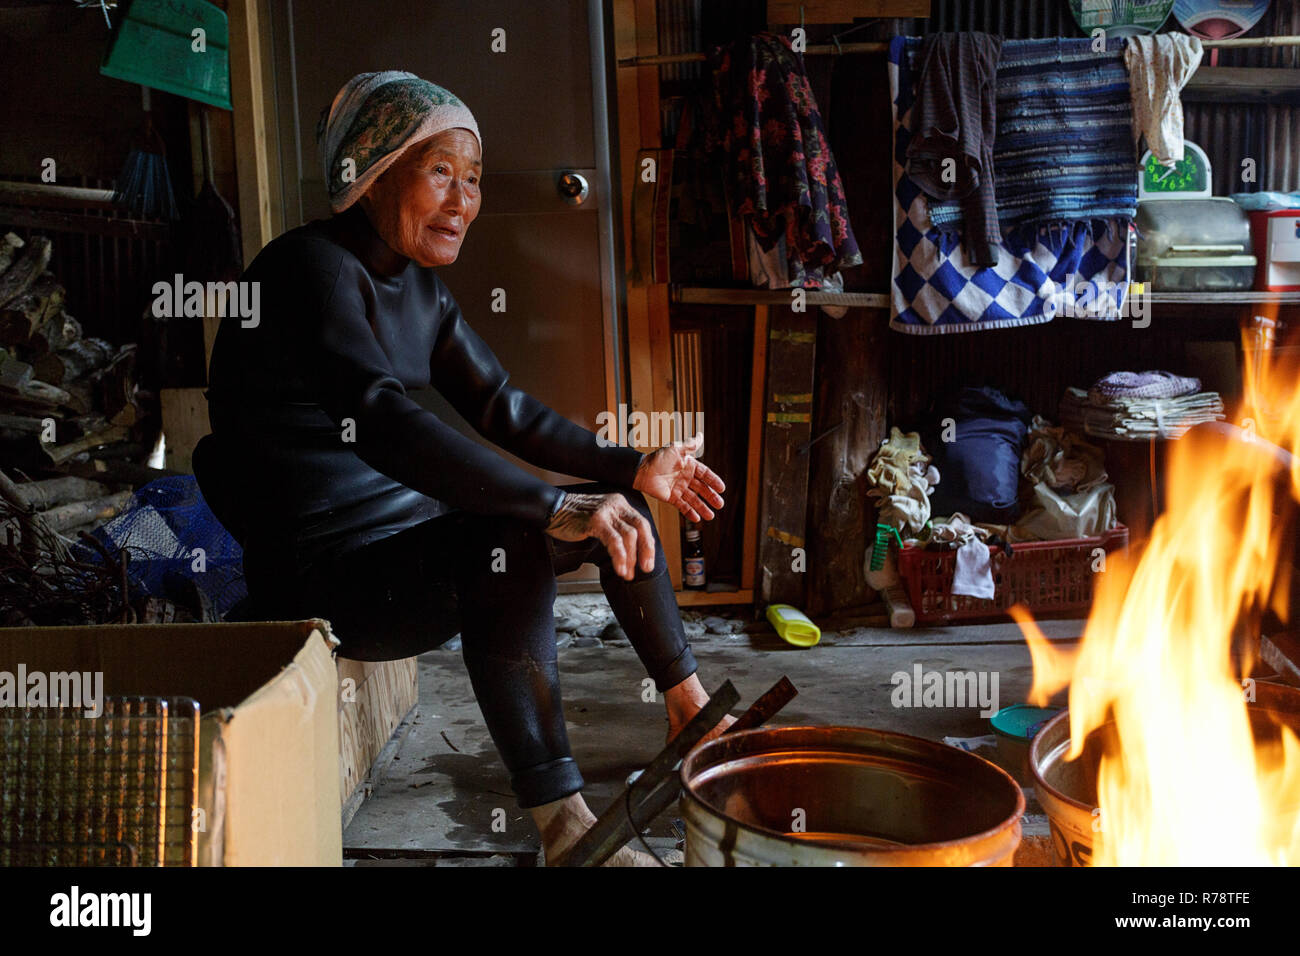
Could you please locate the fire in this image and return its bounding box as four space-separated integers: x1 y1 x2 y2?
1017 325 1300 865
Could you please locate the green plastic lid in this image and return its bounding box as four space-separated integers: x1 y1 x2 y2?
990 704 1062 740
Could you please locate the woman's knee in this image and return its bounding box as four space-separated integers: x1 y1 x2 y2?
455 513 558 596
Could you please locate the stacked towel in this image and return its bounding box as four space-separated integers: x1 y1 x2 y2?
1059 385 1225 440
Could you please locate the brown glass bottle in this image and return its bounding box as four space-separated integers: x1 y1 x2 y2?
682 523 706 590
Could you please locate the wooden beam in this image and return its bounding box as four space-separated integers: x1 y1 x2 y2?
767 0 929 22
742 305 768 592
757 305 817 607
228 0 277 266
676 287 890 307
1183 67 1300 104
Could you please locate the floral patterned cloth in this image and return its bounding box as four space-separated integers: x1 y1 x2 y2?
705 32 862 289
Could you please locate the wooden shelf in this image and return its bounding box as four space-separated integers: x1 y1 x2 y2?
1142 290 1300 304
675 287 890 308
675 588 754 606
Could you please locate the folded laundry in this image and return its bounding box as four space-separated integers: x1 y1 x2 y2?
1124 33 1203 168
1087 370 1200 403
1013 416 1116 540
1059 385 1225 440
905 32 1003 267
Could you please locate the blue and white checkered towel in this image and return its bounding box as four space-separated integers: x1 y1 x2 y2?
889 36 1137 334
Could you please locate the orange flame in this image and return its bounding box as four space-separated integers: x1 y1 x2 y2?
1019 326 1300 864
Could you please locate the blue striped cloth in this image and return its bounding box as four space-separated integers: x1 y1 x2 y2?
921 36 1138 231
888 36 1134 334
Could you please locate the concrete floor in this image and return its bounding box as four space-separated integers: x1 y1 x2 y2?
343 594 1081 866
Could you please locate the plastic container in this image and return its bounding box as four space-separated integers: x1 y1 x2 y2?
897 525 1130 625
990 703 1063 785
765 604 820 647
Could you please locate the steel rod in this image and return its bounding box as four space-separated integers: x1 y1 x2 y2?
618 34 1300 67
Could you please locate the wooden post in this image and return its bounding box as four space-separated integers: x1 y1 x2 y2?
613 0 684 588
227 0 281 265
805 307 889 616
741 305 768 591
757 303 817 607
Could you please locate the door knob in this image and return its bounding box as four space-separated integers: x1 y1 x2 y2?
557 171 589 205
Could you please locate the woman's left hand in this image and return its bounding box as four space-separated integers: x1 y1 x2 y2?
632 434 725 522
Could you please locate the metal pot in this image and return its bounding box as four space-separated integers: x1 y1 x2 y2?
1030 680 1300 866
679 725 1025 866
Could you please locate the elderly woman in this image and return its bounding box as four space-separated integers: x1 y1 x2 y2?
195 72 730 865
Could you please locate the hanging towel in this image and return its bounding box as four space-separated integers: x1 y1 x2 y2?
925 37 1139 235
1124 33 1203 167
888 35 1134 333
905 32 1003 267
705 31 863 289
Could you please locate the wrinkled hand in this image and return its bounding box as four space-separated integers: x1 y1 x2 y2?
633 434 725 522
545 492 654 581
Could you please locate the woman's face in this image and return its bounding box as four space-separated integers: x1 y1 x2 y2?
362 128 482 267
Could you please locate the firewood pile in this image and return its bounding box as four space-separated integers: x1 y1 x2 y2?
0 232 142 474
0 232 219 625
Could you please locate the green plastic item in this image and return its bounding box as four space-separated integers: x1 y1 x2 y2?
869 522 904 572
100 0 234 110
766 604 820 648
990 704 1062 741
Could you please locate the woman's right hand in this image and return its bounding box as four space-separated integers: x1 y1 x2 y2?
545 492 655 581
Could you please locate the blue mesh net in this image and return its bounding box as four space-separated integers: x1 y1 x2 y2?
71 474 247 620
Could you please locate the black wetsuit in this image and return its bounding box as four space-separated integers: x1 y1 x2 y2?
194 204 697 807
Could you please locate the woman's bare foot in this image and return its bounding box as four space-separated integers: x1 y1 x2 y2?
664 673 737 745
530 792 662 867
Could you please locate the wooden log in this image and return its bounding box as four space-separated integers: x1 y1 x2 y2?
41 423 130 465
0 233 23 275
95 344 138 422
0 273 64 346
27 309 82 354
0 354 33 393
11 475 111 510
57 457 185 486
32 336 114 386
39 490 134 532
0 412 47 435
0 235 52 310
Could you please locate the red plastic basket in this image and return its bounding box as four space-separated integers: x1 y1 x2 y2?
896 525 1130 625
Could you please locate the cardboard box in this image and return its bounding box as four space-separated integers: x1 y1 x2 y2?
337 656 419 827
0 618 341 866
